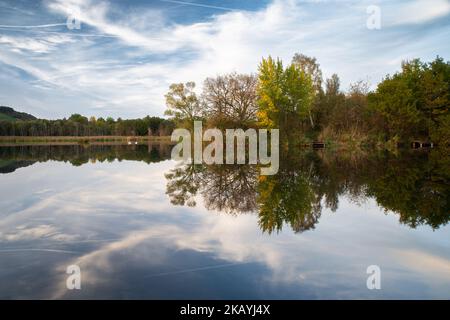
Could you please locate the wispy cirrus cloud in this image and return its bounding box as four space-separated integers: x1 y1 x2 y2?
0 0 449 118
387 0 450 25
0 34 74 53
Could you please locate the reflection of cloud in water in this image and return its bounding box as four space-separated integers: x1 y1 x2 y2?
393 249 450 278
0 224 78 242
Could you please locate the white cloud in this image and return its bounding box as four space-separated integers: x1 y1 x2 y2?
0 224 79 242
0 0 449 117
47 0 181 52
387 0 450 26
0 34 74 53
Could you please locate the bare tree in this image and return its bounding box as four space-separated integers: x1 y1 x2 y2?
202 73 258 127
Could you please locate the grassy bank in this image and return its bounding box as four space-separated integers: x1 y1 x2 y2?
0 135 172 146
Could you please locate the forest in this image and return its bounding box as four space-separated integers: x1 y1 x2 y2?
165 54 449 148
0 113 174 137
1 54 448 148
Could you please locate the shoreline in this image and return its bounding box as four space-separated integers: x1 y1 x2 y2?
0 135 172 146
0 136 446 150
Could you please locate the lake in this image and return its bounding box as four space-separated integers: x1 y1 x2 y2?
0 144 449 299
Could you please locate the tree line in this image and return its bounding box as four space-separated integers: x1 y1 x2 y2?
0 114 175 137
165 54 449 147
1 54 447 145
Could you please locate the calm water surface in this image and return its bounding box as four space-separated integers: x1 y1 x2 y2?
0 144 449 299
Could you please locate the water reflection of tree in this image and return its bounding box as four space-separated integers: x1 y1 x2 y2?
308 150 374 212
165 163 204 207
201 165 258 214
0 144 172 167
366 149 449 229
165 148 449 233
257 162 320 234
165 163 258 214
10 144 445 232
165 152 323 233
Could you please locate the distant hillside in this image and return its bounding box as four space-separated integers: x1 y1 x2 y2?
0 106 37 121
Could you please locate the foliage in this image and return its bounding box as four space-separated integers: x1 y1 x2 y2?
163 148 449 232
291 53 323 95
50 53 442 147
0 115 174 136
2 54 448 145
257 56 314 145
368 57 450 144
257 157 319 234
0 144 173 170
164 82 202 129
202 73 258 128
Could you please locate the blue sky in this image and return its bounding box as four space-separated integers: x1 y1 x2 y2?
0 0 449 119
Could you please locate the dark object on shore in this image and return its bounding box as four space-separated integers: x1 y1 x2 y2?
411 141 434 149
312 142 325 148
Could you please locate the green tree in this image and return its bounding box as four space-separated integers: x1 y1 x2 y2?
316 73 345 131
256 56 285 129
257 56 314 145
292 53 324 128
368 57 449 143
164 82 201 129
257 155 319 234
292 53 323 95
422 57 450 144
368 73 421 140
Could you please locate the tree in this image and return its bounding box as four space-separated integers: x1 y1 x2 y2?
369 74 420 140
292 53 324 128
368 57 449 143
164 82 201 129
343 80 370 131
257 56 314 145
316 73 345 130
421 57 450 144
258 163 319 234
0 114 174 137
256 56 285 129
202 73 258 128
292 53 323 95
69 114 88 124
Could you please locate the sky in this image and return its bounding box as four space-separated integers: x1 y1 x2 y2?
0 0 449 119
